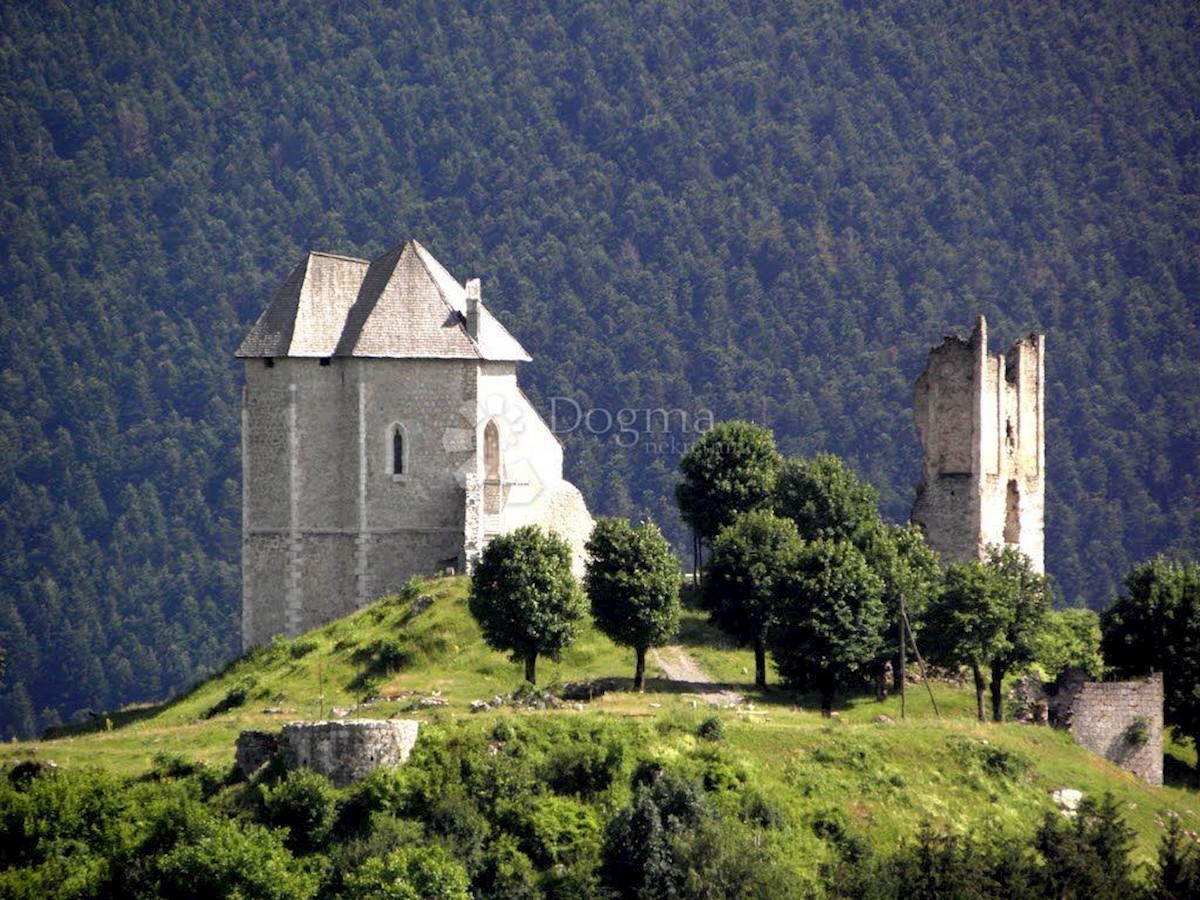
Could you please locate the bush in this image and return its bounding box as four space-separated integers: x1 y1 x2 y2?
155 818 318 900
1126 716 1151 747
476 833 539 900
203 678 258 719
342 845 470 900
289 638 319 659
259 769 338 855
697 715 726 742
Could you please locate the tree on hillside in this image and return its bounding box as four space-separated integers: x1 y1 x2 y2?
585 518 681 691
867 523 942 701
925 547 1050 722
770 539 888 716
776 456 941 702
924 561 1006 722
468 526 586 685
775 453 883 546
702 509 802 691
1030 608 1105 680
675 421 781 577
1102 557 1200 759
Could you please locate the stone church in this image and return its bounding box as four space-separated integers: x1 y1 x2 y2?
911 315 1045 572
237 239 593 648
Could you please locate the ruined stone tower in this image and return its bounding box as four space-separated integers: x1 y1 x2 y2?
911 316 1045 572
236 240 593 649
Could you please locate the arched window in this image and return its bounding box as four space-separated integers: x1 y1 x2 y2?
484 421 500 480
484 420 501 514
386 423 408 478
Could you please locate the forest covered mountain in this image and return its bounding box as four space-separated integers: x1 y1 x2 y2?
2 0 1198 738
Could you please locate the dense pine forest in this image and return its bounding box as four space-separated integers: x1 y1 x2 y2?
1 0 1198 738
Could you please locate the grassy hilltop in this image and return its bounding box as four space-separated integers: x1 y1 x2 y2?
4 576 1196 874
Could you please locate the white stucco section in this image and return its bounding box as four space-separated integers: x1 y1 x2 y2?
475 363 592 576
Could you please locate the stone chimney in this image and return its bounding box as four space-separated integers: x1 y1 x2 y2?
465 278 481 340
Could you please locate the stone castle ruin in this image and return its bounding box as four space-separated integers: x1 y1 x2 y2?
912 315 1045 572
237 240 593 648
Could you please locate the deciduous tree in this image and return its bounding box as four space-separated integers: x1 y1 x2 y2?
771 539 888 715
675 421 781 575
1102 556 1200 759
925 546 1051 722
702 510 802 691
469 526 586 685
586 518 681 691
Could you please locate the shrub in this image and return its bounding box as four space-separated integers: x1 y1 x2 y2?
475 833 539 900
342 845 470 900
203 678 257 719
155 819 317 900
260 769 338 855
697 715 726 742
289 637 319 659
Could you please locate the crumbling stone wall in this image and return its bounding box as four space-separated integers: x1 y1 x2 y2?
912 316 1045 572
235 720 420 786
1050 673 1163 785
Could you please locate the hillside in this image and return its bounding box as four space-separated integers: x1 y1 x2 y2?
2 579 1198 896
2 0 1199 737
5 580 1197 847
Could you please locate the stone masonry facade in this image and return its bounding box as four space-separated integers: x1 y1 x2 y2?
235 719 421 786
912 316 1045 571
238 241 593 648
1049 672 1164 785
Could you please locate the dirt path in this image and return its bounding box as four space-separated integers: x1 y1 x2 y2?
651 645 745 707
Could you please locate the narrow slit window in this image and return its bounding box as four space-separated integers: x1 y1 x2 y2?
1004 480 1020 544
387 424 408 478
484 421 500 480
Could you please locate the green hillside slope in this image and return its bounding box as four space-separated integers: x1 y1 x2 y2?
2 0 1199 737
3 578 1196 868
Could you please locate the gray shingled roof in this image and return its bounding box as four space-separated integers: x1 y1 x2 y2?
236 240 531 362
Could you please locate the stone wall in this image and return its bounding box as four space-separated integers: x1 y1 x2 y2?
911 316 1045 572
242 353 594 648
236 720 421 786
1050 673 1163 785
242 356 478 647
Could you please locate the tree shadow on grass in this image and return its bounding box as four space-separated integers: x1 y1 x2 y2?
41 702 166 740
1164 751 1200 790
674 611 743 652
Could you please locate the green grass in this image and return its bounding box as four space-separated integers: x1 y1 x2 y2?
3 575 1197 863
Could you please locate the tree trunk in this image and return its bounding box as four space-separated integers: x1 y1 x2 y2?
820 681 835 718
754 637 768 691
634 647 646 692
972 663 986 722
524 653 537 685
990 661 1005 723
897 617 907 719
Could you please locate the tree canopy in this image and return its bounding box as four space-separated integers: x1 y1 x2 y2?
775 454 883 546
926 546 1051 722
2 0 1198 735
585 517 681 691
771 539 888 715
1102 556 1200 755
468 526 586 685
675 421 781 547
702 509 803 691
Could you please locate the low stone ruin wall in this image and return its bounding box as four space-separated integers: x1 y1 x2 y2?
1050 673 1163 786
235 719 420 786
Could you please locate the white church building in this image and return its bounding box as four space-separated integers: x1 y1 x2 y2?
237 239 593 648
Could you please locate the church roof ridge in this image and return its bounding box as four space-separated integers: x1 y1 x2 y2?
236 240 530 362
